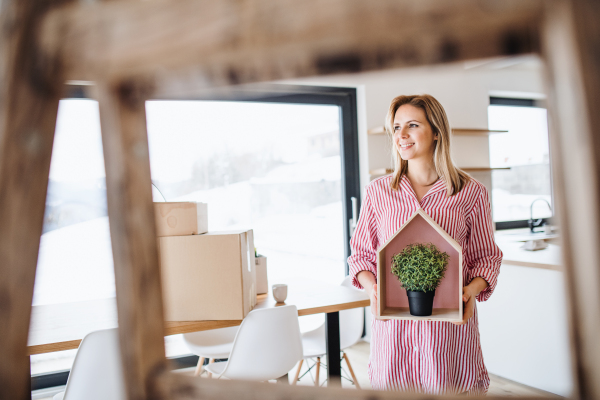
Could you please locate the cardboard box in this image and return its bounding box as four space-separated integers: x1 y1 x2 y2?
159 229 257 321
154 202 208 237
255 256 268 294
377 208 463 322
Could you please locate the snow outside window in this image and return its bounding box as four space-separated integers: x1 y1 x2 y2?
31 99 346 373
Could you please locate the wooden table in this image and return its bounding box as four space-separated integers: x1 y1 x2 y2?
28 278 369 384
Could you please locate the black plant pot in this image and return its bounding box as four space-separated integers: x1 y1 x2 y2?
406 290 436 316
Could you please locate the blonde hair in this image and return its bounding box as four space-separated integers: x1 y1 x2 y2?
385 94 470 196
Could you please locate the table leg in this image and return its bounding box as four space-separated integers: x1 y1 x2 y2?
27 355 32 398
325 311 341 387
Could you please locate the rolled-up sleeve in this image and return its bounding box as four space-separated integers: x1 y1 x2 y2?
464 184 503 302
348 188 379 290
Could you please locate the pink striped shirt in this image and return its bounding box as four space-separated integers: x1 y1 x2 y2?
348 174 502 395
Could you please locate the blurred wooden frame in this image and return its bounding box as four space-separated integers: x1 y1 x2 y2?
0 0 599 399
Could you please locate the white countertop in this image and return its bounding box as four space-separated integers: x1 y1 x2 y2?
495 229 562 271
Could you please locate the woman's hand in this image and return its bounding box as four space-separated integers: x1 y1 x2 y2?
369 283 378 316
452 277 488 326
357 270 378 316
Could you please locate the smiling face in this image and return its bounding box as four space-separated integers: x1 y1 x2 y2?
393 104 438 162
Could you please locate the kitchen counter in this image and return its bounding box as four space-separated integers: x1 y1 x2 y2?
494 229 562 271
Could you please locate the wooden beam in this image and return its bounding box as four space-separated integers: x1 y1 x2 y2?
0 1 592 400
0 1 67 399
94 78 167 400
541 1 600 399
39 0 543 88
153 370 558 400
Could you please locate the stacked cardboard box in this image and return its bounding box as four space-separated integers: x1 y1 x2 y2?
154 202 257 321
154 202 208 237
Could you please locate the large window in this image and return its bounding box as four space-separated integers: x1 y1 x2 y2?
146 100 346 286
488 97 553 226
32 98 112 376
31 86 360 379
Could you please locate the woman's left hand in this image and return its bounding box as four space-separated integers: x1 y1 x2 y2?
452 277 489 326
452 286 477 326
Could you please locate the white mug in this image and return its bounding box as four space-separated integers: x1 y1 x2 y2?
272 284 288 303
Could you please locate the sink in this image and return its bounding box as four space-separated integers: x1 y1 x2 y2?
499 231 559 242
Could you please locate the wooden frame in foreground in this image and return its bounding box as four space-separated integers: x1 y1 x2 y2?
1 0 599 399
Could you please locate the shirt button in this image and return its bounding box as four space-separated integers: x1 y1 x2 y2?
413 347 418 353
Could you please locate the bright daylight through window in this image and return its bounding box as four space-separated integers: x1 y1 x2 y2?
145 100 345 287
31 98 346 373
487 101 553 224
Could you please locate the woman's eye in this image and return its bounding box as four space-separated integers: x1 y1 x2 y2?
409 123 418 128
394 126 400 131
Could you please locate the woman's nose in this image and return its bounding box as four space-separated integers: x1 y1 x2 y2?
396 127 408 138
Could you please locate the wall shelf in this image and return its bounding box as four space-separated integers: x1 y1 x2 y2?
452 128 508 136
370 167 510 176
367 126 386 135
367 126 508 136
462 167 510 172
369 168 393 177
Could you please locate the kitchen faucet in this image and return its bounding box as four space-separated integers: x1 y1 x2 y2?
528 198 552 233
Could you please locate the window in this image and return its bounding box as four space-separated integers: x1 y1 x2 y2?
31 85 360 381
32 98 112 375
146 100 346 286
487 97 553 228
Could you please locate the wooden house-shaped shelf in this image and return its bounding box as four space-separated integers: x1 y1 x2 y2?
377 208 463 322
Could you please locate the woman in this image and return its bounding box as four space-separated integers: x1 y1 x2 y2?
349 94 502 395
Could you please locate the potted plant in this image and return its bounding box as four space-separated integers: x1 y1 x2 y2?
391 243 449 316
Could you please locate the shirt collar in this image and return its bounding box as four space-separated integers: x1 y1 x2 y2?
400 174 447 202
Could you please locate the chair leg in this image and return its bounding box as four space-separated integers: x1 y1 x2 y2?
292 359 303 385
315 357 320 387
342 352 360 389
207 358 214 379
194 357 205 377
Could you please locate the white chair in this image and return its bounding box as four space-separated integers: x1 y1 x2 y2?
205 305 303 382
293 276 364 387
183 326 239 377
53 328 126 400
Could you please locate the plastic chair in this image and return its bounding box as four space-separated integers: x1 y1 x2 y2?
53 328 126 400
183 326 239 377
205 305 303 382
293 276 364 387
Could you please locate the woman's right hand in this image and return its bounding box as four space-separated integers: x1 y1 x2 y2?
357 270 378 316
369 283 378 316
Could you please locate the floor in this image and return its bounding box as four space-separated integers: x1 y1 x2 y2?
33 340 563 399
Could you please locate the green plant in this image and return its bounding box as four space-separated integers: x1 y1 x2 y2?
391 243 449 292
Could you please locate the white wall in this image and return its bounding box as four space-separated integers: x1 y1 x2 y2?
284 58 574 396
284 59 546 188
